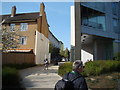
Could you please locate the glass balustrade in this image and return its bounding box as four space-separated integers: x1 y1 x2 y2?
82 21 103 30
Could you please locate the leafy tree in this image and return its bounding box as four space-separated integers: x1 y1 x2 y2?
64 48 69 58
51 47 60 60
49 42 53 53
49 42 61 61
0 22 21 52
59 49 65 57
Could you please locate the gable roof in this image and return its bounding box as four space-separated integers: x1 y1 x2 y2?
1 12 40 23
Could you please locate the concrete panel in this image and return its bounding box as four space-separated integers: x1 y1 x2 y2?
96 40 113 60
71 6 75 47
35 31 49 64
81 43 94 63
75 2 81 60
82 25 118 39
81 49 93 64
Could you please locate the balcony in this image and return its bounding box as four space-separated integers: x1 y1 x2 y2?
82 21 103 30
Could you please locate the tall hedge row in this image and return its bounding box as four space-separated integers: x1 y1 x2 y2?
83 60 120 76
2 63 36 89
2 67 21 88
58 60 120 77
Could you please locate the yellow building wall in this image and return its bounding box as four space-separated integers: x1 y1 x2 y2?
3 22 37 52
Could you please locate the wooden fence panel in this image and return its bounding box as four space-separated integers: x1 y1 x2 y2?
2 53 35 64
24 54 35 63
8 53 16 64
16 53 25 64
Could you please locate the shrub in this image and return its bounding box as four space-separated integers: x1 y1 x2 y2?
3 63 36 70
2 67 21 88
2 63 36 89
58 60 120 77
114 52 120 60
58 62 73 76
84 60 120 76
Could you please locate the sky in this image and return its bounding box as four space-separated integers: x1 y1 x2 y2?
1 2 74 50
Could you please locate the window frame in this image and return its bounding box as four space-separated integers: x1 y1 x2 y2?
10 24 15 32
20 23 28 31
20 36 27 45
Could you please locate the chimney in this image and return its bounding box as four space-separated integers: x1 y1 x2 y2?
40 2 45 16
11 6 16 17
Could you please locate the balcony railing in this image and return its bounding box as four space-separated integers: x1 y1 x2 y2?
82 21 103 30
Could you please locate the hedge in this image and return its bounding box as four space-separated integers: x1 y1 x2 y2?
2 63 36 70
58 60 120 77
2 67 21 88
58 62 73 76
2 63 36 89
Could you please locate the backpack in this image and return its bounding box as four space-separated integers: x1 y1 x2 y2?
54 72 81 90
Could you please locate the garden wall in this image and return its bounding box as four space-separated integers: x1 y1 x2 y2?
2 52 35 64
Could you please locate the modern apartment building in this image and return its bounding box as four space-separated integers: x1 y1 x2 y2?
1 3 62 64
71 2 120 63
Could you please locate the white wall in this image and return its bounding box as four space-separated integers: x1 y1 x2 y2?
70 6 75 61
81 49 93 64
35 31 49 64
71 6 75 46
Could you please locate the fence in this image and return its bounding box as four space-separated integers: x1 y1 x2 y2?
2 52 35 64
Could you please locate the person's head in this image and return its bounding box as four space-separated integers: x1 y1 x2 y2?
73 60 84 73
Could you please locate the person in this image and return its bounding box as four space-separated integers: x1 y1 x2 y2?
62 60 88 90
44 58 49 70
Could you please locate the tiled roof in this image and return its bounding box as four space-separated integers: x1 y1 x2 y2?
1 12 40 23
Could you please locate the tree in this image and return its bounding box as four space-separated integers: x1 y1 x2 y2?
59 49 65 57
49 42 53 53
0 21 21 52
64 48 69 58
59 48 70 61
49 42 61 61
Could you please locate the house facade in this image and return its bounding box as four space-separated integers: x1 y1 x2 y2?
48 31 63 49
1 3 61 64
71 2 120 63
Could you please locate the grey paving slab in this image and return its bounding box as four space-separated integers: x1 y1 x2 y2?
19 65 62 89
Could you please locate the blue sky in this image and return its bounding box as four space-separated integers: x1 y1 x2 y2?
2 2 74 50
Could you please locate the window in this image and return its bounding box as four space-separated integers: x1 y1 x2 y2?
81 5 106 31
20 36 27 45
20 23 28 31
113 18 119 33
10 24 15 32
113 19 118 27
112 2 118 15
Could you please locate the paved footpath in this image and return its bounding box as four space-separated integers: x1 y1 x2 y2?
19 64 62 89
